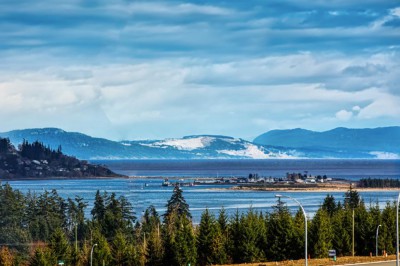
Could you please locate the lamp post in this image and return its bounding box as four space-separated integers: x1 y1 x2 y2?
352 208 354 256
276 194 307 266
90 243 98 266
396 193 400 266
376 224 381 257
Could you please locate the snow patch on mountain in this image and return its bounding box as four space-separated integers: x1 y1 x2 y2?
142 136 215 150
121 142 132 146
369 151 400 159
217 143 296 159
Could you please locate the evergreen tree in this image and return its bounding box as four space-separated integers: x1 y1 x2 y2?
229 209 242 263
173 215 197 266
354 202 374 255
164 184 191 222
49 228 71 265
310 209 333 258
215 207 229 264
331 208 351 256
29 247 54 266
236 209 266 263
163 186 195 266
266 201 296 261
111 230 130 266
142 206 163 266
197 208 218 265
92 228 112 266
345 186 361 209
91 190 106 224
292 208 306 259
381 202 396 254
322 194 337 217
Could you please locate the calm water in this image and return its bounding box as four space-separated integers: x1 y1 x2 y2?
5 159 400 223
96 159 400 180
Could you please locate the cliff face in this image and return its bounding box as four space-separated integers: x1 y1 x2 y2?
0 138 122 179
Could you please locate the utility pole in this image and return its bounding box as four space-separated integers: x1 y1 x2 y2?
352 208 355 257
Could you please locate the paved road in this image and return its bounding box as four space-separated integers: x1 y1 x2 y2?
339 261 396 266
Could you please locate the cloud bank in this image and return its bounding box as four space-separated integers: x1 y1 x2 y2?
0 0 399 140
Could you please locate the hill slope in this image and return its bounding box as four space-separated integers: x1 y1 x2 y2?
0 137 121 179
254 127 400 159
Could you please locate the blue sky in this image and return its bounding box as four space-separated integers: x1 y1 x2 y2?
0 0 399 140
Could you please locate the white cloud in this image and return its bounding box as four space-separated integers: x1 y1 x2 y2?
116 2 235 16
0 49 399 140
335 109 353 121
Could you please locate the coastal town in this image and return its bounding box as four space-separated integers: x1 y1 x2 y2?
161 172 340 187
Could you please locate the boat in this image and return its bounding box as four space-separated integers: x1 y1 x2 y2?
162 178 171 187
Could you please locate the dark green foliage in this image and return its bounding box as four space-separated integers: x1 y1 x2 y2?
354 203 375 255
235 209 266 263
322 194 337 216
111 230 130 266
266 202 298 261
359 178 400 188
380 202 396 254
0 138 11 153
163 186 196 266
49 228 71 264
197 208 219 265
0 138 120 178
142 206 163 266
292 208 306 259
310 209 332 258
164 184 191 222
29 247 54 266
1 183 400 265
331 208 351 256
20 139 62 161
28 189 67 242
345 186 361 209
91 191 135 238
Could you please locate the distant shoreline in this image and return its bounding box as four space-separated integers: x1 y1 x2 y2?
230 185 400 193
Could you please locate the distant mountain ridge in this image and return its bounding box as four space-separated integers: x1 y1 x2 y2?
254 127 400 159
0 128 296 160
0 127 398 160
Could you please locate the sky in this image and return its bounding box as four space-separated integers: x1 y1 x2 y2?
0 0 399 141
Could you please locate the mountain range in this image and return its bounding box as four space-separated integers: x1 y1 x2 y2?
0 127 398 160
254 127 400 159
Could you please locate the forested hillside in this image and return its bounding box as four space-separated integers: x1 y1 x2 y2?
0 138 120 179
0 184 395 265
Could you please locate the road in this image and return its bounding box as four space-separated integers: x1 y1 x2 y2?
340 261 396 266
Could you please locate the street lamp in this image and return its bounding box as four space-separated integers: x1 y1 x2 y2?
90 243 98 266
376 224 381 257
275 194 307 266
351 208 354 256
396 193 400 266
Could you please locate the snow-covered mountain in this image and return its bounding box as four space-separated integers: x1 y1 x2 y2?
1 127 397 160
127 135 297 159
0 129 297 160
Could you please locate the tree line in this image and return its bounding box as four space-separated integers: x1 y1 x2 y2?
358 178 400 188
0 183 398 265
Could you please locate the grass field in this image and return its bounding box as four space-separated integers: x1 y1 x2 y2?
220 255 396 265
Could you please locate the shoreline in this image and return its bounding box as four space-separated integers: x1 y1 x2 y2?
230 185 400 192
1 176 399 193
